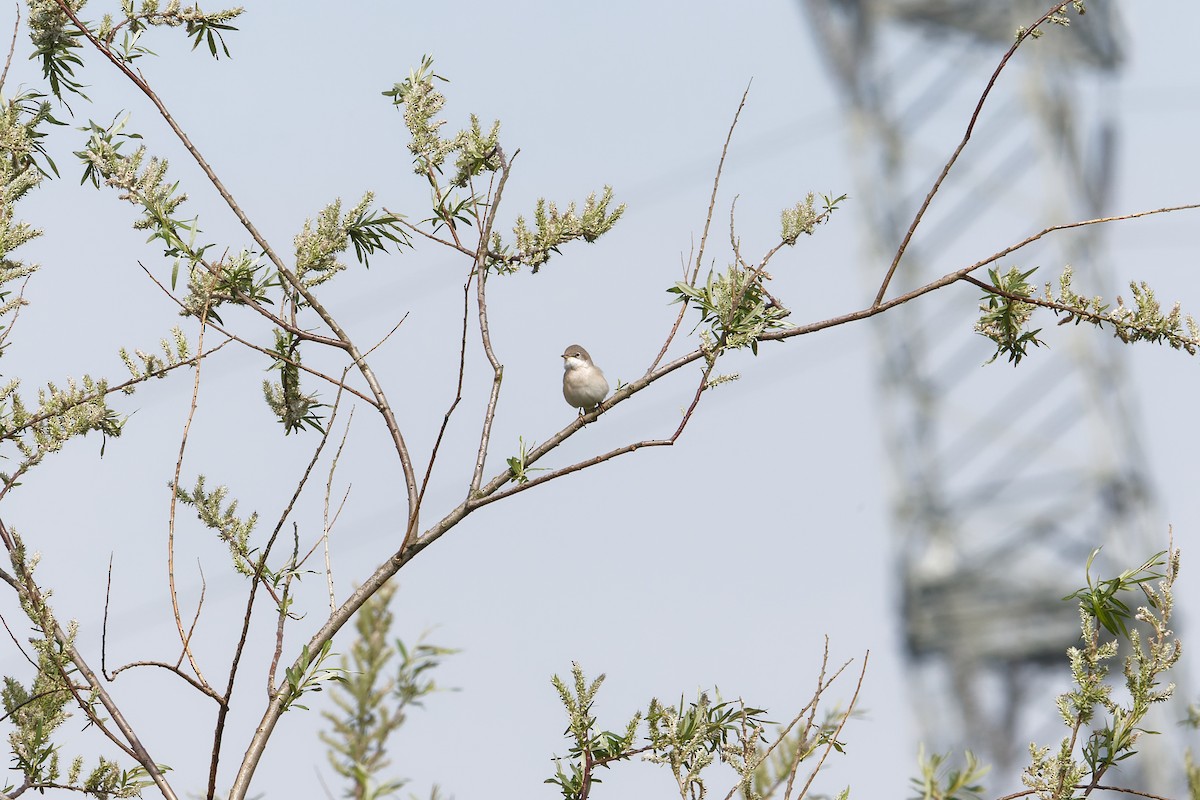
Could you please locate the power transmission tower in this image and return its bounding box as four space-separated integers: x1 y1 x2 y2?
799 0 1175 784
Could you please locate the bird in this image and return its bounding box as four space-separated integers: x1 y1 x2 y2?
561 344 609 414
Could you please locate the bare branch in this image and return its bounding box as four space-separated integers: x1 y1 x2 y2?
321 409 355 612
166 306 213 691
409 269 472 549
393 213 477 258
101 555 115 680
648 82 751 375
874 1 1077 306
175 560 207 671
0 2 18 92
267 524 303 696
0 611 37 670
110 660 226 705
788 652 869 800
466 148 515 502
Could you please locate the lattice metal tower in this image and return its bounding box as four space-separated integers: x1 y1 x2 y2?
800 0 1173 784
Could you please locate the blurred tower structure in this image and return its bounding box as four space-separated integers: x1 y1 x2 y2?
800 0 1174 783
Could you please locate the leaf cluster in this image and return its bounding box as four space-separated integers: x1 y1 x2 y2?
1023 546 1182 799
28 0 88 100
974 266 1044 365
295 193 409 289
179 248 275 322
174 474 258 575
282 640 344 713
262 329 326 436
0 92 55 349
1 375 124 474
320 582 455 800
780 192 844 245
0 89 64 179
546 663 793 800
908 746 988 800
506 436 545 485
384 55 454 179
1047 266 1200 353
644 692 771 798
498 188 625 275
2 664 153 798
386 56 623 273
975 264 1200 368
546 664 641 799
118 325 192 387
77 114 207 270
1016 1 1087 39
1062 548 1165 639
32 0 244 99
669 265 789 356
1 535 155 798
98 1 245 60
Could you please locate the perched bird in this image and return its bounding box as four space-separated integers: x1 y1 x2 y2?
561 344 609 414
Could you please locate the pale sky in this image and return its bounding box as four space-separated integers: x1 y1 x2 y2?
2 2 1199 799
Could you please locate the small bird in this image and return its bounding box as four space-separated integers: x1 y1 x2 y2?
562 344 609 414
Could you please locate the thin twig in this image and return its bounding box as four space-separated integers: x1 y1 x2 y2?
166 304 212 690
466 148 514 502
874 1 1076 306
0 611 37 670
321 408 355 612
360 314 409 360
267 524 303 696
206 564 258 800
648 83 751 375
411 268 473 544
175 560 207 671
722 639 852 800
111 660 226 704
0 3 19 92
0 275 32 353
788 651 869 800
101 555 114 680
393 213 478 258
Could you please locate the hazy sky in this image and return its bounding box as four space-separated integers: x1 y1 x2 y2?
2 2 1199 798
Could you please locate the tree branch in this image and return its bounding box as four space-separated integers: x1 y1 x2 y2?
648 82 751 375
874 0 1077 306
466 148 514 502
